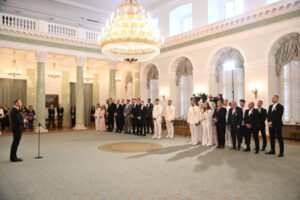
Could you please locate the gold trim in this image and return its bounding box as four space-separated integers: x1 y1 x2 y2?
100 38 160 48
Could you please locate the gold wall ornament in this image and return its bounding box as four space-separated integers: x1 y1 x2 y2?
99 0 164 63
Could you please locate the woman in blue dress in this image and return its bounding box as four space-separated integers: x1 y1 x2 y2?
27 105 35 131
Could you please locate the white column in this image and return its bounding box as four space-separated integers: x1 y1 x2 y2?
73 56 87 130
35 51 48 132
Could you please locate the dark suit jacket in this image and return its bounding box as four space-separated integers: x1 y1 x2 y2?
107 103 116 117
213 107 227 126
131 103 140 118
146 103 153 118
227 107 243 127
139 106 147 122
57 107 64 117
244 109 258 128
257 107 267 127
267 103 284 127
48 108 55 118
10 107 24 133
115 104 124 117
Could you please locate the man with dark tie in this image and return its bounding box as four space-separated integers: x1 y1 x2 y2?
257 100 267 151
115 99 124 133
213 100 227 149
57 104 64 129
145 98 154 134
48 104 56 129
244 102 259 154
138 100 147 136
266 95 284 157
124 99 132 134
239 99 247 149
10 99 24 162
106 98 116 132
227 101 243 150
131 98 139 135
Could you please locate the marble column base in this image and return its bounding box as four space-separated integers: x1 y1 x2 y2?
34 127 48 133
73 125 87 131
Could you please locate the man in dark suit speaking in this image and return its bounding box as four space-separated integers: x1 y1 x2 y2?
10 99 24 162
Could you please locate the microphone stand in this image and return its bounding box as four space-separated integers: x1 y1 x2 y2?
34 118 46 159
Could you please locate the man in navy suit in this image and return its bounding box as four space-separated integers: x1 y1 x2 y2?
266 95 284 157
10 99 24 162
244 102 259 154
227 101 243 150
213 100 227 149
256 100 267 151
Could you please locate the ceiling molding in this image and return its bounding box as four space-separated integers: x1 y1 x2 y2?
51 0 110 14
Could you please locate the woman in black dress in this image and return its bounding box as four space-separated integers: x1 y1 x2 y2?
90 105 95 127
2 104 10 132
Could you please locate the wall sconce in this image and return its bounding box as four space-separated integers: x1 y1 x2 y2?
250 82 263 99
115 76 122 82
160 89 168 101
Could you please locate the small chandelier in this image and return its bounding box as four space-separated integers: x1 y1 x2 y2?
99 0 164 64
48 55 61 78
7 50 22 77
84 62 94 82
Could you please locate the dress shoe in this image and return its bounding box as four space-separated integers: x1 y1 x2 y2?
255 150 259 154
152 136 157 139
230 147 236 150
236 148 240 151
243 148 250 152
261 147 265 151
10 158 23 162
278 153 284 157
157 136 161 139
219 146 224 149
216 145 220 149
188 141 193 144
265 151 275 155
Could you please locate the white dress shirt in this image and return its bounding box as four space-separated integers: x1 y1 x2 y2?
272 103 278 111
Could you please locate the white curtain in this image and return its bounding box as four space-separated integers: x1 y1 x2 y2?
149 79 159 101
280 60 300 123
179 75 193 119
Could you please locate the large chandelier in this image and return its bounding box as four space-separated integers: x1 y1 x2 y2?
99 0 164 64
48 55 61 79
6 50 22 77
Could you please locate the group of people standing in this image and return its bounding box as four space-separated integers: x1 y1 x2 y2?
187 94 285 157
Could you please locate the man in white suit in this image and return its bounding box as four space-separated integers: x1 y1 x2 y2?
187 98 200 145
165 100 175 139
152 99 163 139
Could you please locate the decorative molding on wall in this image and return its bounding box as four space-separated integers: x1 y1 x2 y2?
162 0 300 53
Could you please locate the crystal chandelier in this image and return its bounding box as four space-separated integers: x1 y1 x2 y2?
99 0 164 64
84 61 94 82
7 50 22 77
48 55 61 78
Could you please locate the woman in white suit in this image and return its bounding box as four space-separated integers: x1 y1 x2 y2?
202 102 214 146
94 104 101 131
198 103 204 145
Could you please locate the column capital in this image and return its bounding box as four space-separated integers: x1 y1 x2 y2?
109 60 118 70
36 51 47 63
76 56 85 66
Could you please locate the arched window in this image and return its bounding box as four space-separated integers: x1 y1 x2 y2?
169 3 193 36
124 71 133 99
276 34 300 123
176 58 193 119
146 65 159 100
215 48 244 101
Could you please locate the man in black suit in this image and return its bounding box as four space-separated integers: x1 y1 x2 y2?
244 102 259 154
138 100 147 136
106 98 116 132
266 95 284 157
131 98 139 135
10 99 24 162
57 104 64 129
145 98 154 134
257 100 267 151
227 101 243 150
239 99 247 149
48 104 56 129
115 99 124 133
213 100 227 149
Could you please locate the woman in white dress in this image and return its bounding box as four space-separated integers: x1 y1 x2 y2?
197 103 204 145
94 104 101 131
202 102 214 146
